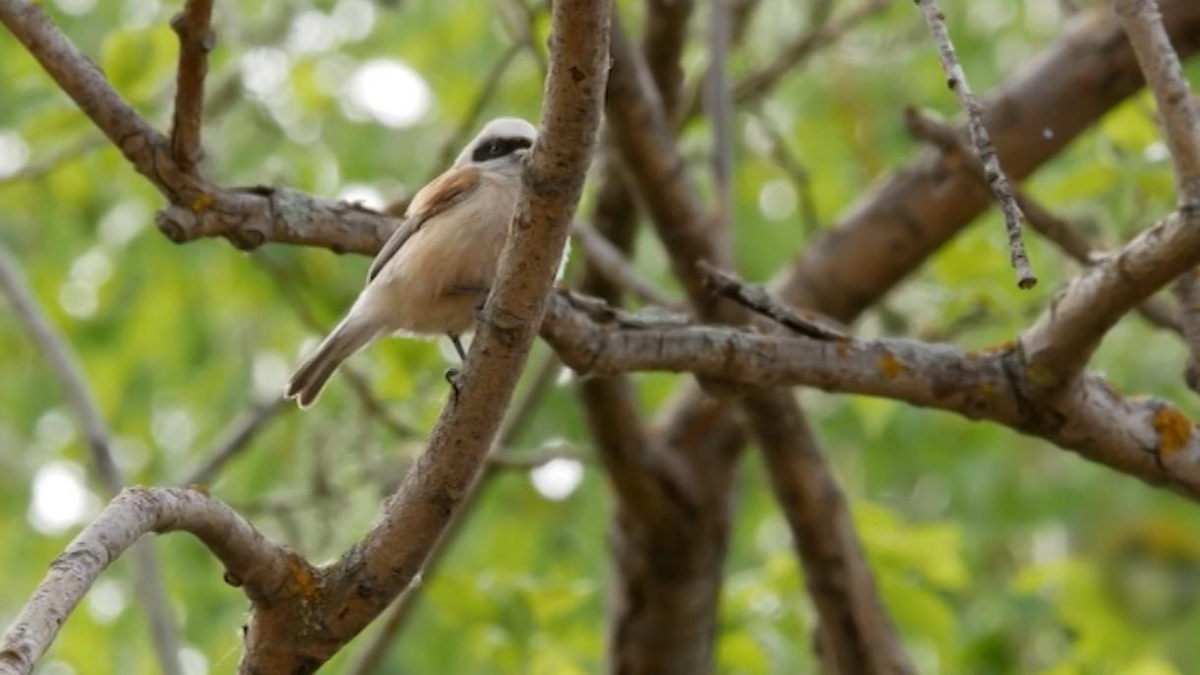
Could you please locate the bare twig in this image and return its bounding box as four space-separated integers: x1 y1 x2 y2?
915 0 1036 289
0 245 184 675
433 41 525 170
755 114 820 234
177 400 288 486
699 261 847 340
1116 0 1200 205
255 255 415 437
572 224 683 309
169 0 215 171
904 106 1182 334
687 0 894 120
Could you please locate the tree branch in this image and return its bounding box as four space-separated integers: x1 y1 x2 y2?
699 261 847 340
236 2 612 670
1115 0 1200 205
608 16 913 673
177 399 289 486
1017 210 1200 394
541 293 1200 501
915 0 1035 288
0 0 611 670
0 487 293 675
573 224 683 310
903 105 1183 335
0 245 184 675
169 0 215 171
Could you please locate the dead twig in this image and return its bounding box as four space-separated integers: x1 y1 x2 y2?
915 0 1036 289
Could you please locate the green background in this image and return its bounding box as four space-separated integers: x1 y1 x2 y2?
2 0 1200 673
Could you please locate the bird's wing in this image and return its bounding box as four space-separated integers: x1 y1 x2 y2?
366 166 482 283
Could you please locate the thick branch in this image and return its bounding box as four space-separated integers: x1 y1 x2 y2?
541 295 1200 500
239 2 612 670
1019 211 1200 392
1115 0 1200 204
608 15 912 673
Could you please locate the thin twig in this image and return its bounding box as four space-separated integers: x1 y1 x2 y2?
433 41 525 171
0 245 184 675
572 224 684 310
915 0 1036 289
904 106 1182 333
177 399 288 486
255 255 415 437
756 114 820 234
707 0 734 223
169 0 215 171
687 0 894 120
698 261 847 340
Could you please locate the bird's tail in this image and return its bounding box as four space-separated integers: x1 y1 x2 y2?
285 316 375 408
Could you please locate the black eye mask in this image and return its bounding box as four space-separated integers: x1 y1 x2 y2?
471 136 533 163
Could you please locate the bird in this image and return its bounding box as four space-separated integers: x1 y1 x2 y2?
284 117 538 408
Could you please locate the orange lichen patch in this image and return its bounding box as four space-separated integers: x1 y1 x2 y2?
1153 406 1192 457
286 554 320 601
186 483 209 496
190 192 214 212
877 350 903 379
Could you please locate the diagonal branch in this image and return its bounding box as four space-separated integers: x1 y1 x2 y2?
177 399 289 486
0 487 294 675
573 223 683 309
1115 0 1200 205
915 0 1035 288
903 105 1182 334
699 261 847 340
169 0 215 171
0 246 184 675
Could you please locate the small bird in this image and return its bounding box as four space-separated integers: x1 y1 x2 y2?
285 117 538 408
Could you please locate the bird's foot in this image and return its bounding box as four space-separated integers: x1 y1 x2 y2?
444 367 461 404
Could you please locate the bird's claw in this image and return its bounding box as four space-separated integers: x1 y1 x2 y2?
444 367 461 404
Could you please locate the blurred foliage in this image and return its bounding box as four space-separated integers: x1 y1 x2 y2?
2 0 1200 673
